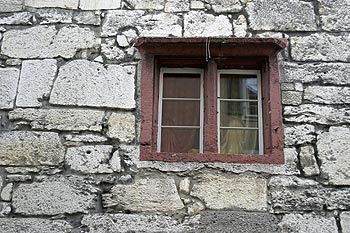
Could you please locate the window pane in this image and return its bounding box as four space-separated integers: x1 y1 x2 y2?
161 128 199 153
220 101 258 128
220 129 259 154
162 100 200 126
163 73 201 98
220 74 258 100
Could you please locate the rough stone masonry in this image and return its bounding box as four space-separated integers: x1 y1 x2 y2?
0 0 349 232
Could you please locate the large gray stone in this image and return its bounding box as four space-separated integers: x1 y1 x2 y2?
318 126 350 185
24 0 78 9
1 25 99 58
103 176 184 212
304 86 350 104
0 12 32 24
0 218 72 233
284 124 315 146
191 174 267 211
102 10 182 37
9 108 104 131
79 0 121 10
0 67 20 109
246 0 317 31
127 0 164 10
319 0 350 31
184 11 232 37
16 59 57 107
50 60 135 109
0 0 23 12
279 213 337 233
12 176 97 215
340 212 350 233
0 131 64 166
291 33 350 61
107 112 135 142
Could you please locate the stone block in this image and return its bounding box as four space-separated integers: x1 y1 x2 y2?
0 131 64 166
279 213 337 233
101 38 126 60
319 0 350 31
291 33 350 61
107 112 135 142
0 67 20 109
1 25 98 58
12 176 97 215
0 0 23 12
191 174 267 211
33 8 73 24
127 0 165 10
0 202 11 217
24 0 78 9
190 1 204 9
304 86 350 104
64 134 108 143
246 0 317 31
184 11 232 37
73 11 101 25
165 0 190 12
16 59 57 107
284 124 315 146
65 145 121 173
0 12 33 25
208 0 242 13
281 91 302 106
103 176 184 212
50 60 135 109
1 183 13 201
318 126 350 185
340 212 350 233
0 218 72 233
233 15 247 37
79 0 121 10
299 145 320 176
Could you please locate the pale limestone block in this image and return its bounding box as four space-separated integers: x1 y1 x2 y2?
117 35 129 47
0 203 11 217
269 175 319 188
279 214 337 233
24 0 78 9
295 82 303 91
246 0 317 31
101 38 126 60
0 12 32 24
5 167 40 174
340 212 350 233
291 33 350 62
110 151 122 172
7 175 32 182
284 124 315 146
0 131 64 166
280 83 295 91
127 0 164 10
79 0 121 10
304 86 350 104
190 1 204 9
73 11 101 25
179 177 191 194
33 8 72 24
165 0 190 12
0 68 20 109
319 0 350 31
50 60 135 109
191 174 267 211
299 145 320 176
1 25 98 58
103 176 184 212
233 15 247 37
64 134 108 142
207 0 242 13
318 126 350 185
0 0 23 12
16 59 57 107
188 201 205 214
9 108 104 131
281 91 302 106
184 11 232 37
107 112 135 142
0 218 72 233
0 183 13 201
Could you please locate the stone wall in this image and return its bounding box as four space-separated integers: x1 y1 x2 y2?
0 0 349 232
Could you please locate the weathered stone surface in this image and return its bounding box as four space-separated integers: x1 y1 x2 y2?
191 1 204 9
179 178 191 194
279 213 337 233
0 218 72 233
12 176 97 215
79 0 121 10
191 174 267 211
1 25 98 58
116 35 129 47
299 145 320 176
281 91 302 105
284 104 350 125
101 38 126 60
9 108 104 131
291 34 350 61
64 134 108 142
0 131 64 166
164 0 190 12
319 0 350 31
207 0 241 13
233 15 247 37
284 124 315 146
33 8 72 24
50 60 135 109
107 112 135 142
246 0 317 31
82 214 197 233
24 0 78 9
103 176 184 212
102 10 181 37
304 86 350 104
5 167 40 174
184 11 232 37
0 67 20 109
16 59 57 107
318 127 350 185
0 202 11 217
65 145 121 173
73 11 101 25
7 174 32 182
127 0 164 10
0 0 23 12
0 12 32 24
340 212 350 233
1 183 13 201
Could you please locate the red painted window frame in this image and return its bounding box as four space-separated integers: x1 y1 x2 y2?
135 37 287 164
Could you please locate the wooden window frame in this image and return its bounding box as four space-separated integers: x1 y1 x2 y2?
135 37 287 164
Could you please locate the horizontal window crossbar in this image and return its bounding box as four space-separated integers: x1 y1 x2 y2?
162 98 200 101
162 125 200 129
219 99 258 102
220 127 259 130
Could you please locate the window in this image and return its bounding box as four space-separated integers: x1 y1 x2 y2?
135 38 287 164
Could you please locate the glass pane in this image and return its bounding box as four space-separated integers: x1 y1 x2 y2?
220 129 259 154
220 101 258 128
161 128 199 153
162 100 200 126
163 73 201 98
220 74 258 100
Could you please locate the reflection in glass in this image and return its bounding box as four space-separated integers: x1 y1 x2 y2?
220 74 258 100
162 100 200 126
220 129 259 154
220 101 258 128
161 128 200 153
